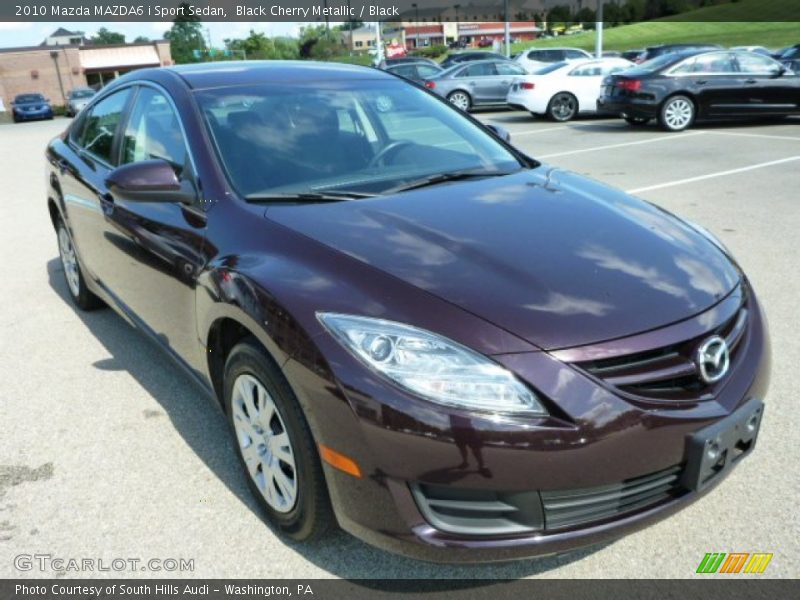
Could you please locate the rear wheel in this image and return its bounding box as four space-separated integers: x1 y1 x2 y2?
546 92 578 122
56 218 103 310
447 90 472 111
659 95 695 132
624 115 650 126
224 339 333 541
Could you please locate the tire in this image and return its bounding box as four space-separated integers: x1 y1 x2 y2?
56 218 103 310
546 92 578 122
447 90 472 111
224 338 333 541
658 95 695 132
624 116 650 126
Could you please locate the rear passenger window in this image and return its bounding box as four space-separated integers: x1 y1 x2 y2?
121 87 187 174
465 63 498 77
79 89 131 164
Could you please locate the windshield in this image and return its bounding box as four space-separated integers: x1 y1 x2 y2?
15 94 44 103
70 89 95 99
196 80 525 198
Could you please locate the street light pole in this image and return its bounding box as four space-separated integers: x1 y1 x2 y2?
412 3 419 50
595 0 604 58
504 0 510 58
454 4 460 47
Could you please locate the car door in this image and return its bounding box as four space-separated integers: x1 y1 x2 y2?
672 52 743 117
733 52 800 115
495 62 528 101
58 88 134 282
97 84 208 361
459 62 500 104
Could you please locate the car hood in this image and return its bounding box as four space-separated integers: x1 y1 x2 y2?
265 167 740 350
14 100 47 107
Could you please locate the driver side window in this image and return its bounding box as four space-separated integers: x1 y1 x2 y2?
79 89 131 165
121 87 188 175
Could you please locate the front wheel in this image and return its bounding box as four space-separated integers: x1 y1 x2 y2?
546 92 578 122
447 90 472 111
224 339 333 541
56 219 103 310
659 95 695 132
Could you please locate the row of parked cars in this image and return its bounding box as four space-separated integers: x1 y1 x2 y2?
381 43 800 131
8 87 96 123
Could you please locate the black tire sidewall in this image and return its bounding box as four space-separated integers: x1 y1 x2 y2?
223 340 331 541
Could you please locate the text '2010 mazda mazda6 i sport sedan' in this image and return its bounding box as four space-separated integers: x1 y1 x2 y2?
46 61 770 563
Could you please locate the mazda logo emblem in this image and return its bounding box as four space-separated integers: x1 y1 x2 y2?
695 336 730 384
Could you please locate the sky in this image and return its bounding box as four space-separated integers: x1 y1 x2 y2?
0 21 304 48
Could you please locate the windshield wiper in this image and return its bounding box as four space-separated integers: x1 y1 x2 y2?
244 190 375 204
385 169 516 194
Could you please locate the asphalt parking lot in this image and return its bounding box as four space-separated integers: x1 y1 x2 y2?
0 113 798 579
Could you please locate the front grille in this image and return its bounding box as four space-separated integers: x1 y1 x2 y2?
540 465 683 530
411 464 685 536
577 302 748 402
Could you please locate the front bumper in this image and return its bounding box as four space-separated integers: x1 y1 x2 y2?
286 285 770 562
14 107 53 121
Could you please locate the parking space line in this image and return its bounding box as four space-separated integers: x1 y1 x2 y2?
700 130 800 142
626 156 800 194
538 131 706 159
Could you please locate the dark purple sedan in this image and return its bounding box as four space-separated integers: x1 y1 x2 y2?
46 61 769 563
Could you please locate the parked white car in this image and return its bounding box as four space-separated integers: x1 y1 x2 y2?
507 58 634 121
513 47 592 72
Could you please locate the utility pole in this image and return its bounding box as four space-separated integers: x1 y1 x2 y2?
412 3 419 50
503 0 510 58
595 0 604 58
49 51 66 105
374 21 384 65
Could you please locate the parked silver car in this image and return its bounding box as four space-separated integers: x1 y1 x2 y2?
424 59 527 111
66 87 96 117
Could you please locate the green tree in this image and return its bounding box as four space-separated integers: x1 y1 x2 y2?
165 2 206 64
133 36 150 43
298 24 344 60
225 30 299 60
91 27 125 45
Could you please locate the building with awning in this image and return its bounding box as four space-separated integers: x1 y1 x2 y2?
0 30 172 110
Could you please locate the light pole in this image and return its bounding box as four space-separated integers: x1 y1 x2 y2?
49 51 66 105
595 0 604 58
503 0 510 58
412 3 419 50
454 4 461 47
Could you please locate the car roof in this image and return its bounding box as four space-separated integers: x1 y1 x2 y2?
527 47 588 52
161 60 391 90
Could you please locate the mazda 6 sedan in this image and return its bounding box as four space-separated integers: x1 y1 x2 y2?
47 61 769 563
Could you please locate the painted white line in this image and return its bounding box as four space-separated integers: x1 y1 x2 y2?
626 155 800 194
700 130 800 142
538 131 706 159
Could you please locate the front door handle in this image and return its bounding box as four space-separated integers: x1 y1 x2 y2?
745 78 757 84
695 79 708 85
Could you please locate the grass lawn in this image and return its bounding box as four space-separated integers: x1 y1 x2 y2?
510 0 799 54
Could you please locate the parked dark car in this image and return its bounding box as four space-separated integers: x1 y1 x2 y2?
378 56 439 69
385 61 443 83
477 38 495 48
440 51 509 69
66 87 96 117
47 61 769 563
636 43 722 64
424 59 527 110
11 93 53 122
621 48 644 62
598 49 800 131
773 44 799 61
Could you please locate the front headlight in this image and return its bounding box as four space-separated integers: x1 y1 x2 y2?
318 313 547 416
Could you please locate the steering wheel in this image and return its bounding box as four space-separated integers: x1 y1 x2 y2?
368 140 415 169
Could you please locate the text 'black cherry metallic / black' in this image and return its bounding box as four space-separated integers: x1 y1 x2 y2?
46 61 770 563
598 49 800 131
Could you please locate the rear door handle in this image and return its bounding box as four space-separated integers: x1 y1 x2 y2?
695 79 708 85
745 78 757 84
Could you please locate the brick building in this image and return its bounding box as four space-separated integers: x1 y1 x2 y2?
0 30 172 110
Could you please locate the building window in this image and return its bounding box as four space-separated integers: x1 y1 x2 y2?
355 41 363 47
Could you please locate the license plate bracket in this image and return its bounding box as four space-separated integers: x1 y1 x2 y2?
682 398 764 493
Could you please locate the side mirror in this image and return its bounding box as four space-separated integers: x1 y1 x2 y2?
486 123 511 143
105 159 195 204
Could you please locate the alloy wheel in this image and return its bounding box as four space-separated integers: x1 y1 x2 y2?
58 226 81 298
663 98 694 131
549 93 577 121
448 92 470 111
231 373 298 513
